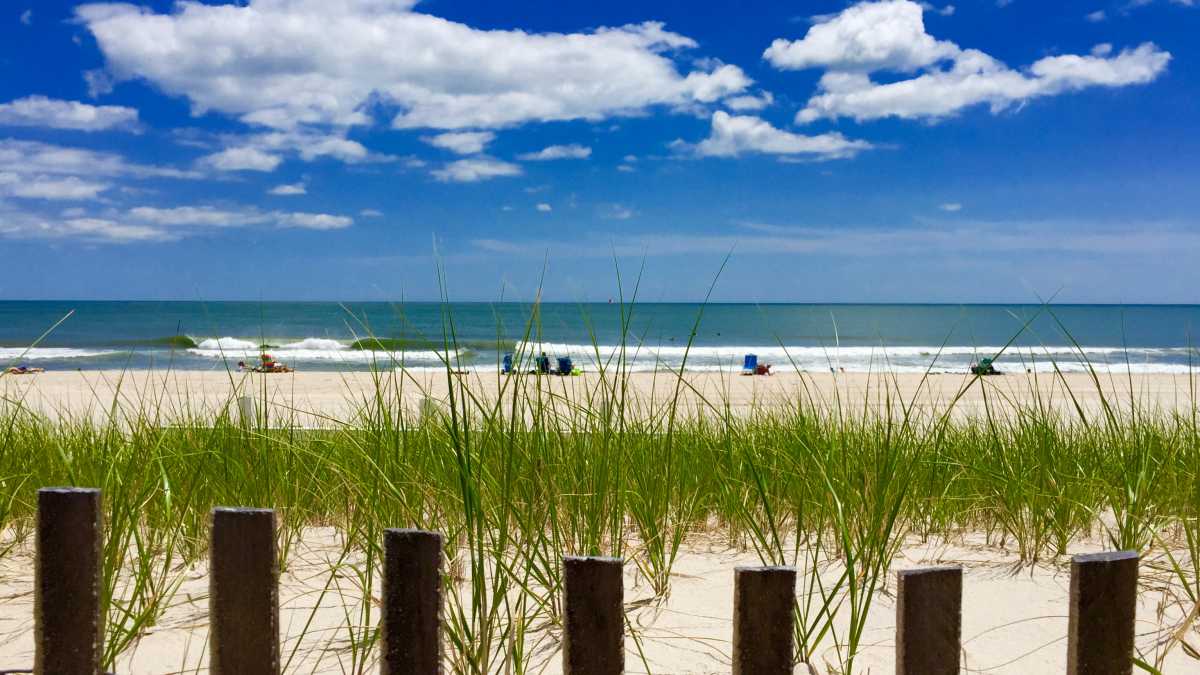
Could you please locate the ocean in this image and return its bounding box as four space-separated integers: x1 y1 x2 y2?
1 301 1198 374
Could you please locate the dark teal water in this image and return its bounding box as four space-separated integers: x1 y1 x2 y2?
1 301 1197 373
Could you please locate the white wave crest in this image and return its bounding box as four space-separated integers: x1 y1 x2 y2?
0 347 120 361
196 337 259 350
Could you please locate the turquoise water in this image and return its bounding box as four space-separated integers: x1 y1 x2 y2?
1 301 1198 373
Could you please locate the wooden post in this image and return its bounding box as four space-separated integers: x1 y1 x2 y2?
896 566 962 675
1067 551 1139 675
381 529 443 675
563 556 624 675
732 566 796 675
35 487 103 675
210 507 279 674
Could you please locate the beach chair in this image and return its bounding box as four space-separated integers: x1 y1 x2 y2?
535 354 551 374
502 353 513 374
557 356 573 375
742 354 758 375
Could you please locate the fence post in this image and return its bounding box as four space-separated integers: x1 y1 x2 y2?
732 566 796 675
563 556 624 675
381 529 443 675
35 487 103 675
210 507 279 674
1067 550 1139 675
896 566 962 675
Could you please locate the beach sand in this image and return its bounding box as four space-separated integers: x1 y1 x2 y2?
0 528 1193 673
2 368 1198 425
2 369 1197 672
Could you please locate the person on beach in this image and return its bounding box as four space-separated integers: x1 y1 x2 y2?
4 365 45 375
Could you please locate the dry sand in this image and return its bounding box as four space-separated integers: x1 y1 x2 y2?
2 369 1197 672
3 368 1198 425
0 529 1194 673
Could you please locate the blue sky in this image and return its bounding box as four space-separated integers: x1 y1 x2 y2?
0 0 1197 303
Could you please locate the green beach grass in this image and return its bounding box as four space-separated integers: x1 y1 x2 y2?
1 301 1199 673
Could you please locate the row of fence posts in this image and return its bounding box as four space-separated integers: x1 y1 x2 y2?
32 487 1140 674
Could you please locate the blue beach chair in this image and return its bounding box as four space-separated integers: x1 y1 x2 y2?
742 354 758 375
502 353 513 374
557 356 573 375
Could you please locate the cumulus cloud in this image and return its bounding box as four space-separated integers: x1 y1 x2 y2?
683 111 872 159
536 203 552 212
200 147 282 172
939 202 962 212
77 0 751 134
432 157 522 182
769 1 1171 124
765 0 961 72
517 144 592 161
724 91 775 112
0 173 110 200
269 182 307 195
0 96 138 131
422 131 495 155
1086 10 1107 22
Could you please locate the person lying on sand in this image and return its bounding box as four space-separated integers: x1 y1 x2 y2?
4 365 45 375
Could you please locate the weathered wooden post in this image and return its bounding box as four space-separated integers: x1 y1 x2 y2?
35 487 103 675
1067 551 1139 675
732 566 796 675
563 556 624 675
896 566 962 675
210 507 279 674
381 529 444 675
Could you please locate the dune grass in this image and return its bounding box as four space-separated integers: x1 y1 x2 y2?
0 302 1199 673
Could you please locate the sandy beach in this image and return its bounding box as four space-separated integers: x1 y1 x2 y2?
3 368 1197 425
0 527 1194 673
3 368 1198 673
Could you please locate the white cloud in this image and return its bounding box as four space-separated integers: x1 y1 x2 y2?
0 172 110 200
129 205 352 230
0 201 354 243
765 0 961 72
269 182 307 195
616 164 636 172
0 206 172 243
422 131 495 155
0 139 198 180
59 218 168 242
200 147 283 172
20 10 32 25
276 212 353 230
536 203 552 212
919 3 955 15
724 91 775 111
517 144 592 161
939 202 962 212
0 96 138 131
684 111 872 159
433 157 522 182
78 0 751 133
359 208 384 217
781 2 1170 124
1086 10 1108 22
83 69 115 98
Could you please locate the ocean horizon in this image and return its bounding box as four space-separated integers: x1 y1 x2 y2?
2 300 1198 375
